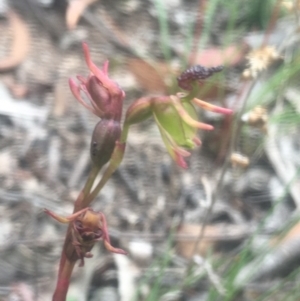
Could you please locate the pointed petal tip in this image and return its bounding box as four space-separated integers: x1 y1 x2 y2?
193 137 202 146
198 123 214 131
82 42 97 74
69 77 80 97
213 107 233 115
193 98 233 115
176 157 188 169
82 41 89 53
174 150 189 168
104 240 128 255
102 60 109 74
69 77 78 89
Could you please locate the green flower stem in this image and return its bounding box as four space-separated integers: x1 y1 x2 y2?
82 141 126 207
74 164 101 212
120 122 130 143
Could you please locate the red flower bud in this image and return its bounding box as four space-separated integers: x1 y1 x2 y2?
69 43 125 121
90 119 121 167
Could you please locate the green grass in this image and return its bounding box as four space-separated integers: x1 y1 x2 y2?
133 1 300 300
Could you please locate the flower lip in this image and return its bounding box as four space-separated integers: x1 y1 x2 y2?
177 64 224 90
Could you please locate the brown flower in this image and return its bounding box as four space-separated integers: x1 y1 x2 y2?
45 208 127 266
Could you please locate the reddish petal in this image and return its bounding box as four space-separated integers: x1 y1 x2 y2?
82 43 122 97
193 98 233 115
170 96 214 131
102 60 109 75
99 212 127 255
44 208 90 223
79 82 106 117
174 150 188 169
104 240 128 255
193 137 202 146
76 75 87 84
69 78 98 115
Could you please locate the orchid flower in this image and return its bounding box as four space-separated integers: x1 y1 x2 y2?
69 43 125 121
124 65 232 168
45 208 126 267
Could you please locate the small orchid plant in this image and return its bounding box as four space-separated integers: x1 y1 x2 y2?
45 43 232 301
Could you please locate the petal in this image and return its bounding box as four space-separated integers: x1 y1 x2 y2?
152 98 196 148
173 151 189 169
154 113 190 156
79 82 106 117
76 75 87 84
69 78 98 115
193 136 202 146
154 113 190 169
103 240 128 255
99 212 127 255
102 60 109 75
193 98 233 115
170 96 214 131
82 43 122 97
44 208 90 224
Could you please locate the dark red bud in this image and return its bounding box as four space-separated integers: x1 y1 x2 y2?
90 119 121 167
86 76 111 112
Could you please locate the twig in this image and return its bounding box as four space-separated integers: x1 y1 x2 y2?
194 255 226 295
185 79 254 273
265 116 300 209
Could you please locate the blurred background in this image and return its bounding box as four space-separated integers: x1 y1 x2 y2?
1 0 300 300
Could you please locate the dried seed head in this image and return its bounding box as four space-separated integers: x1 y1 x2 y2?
243 46 281 79
230 153 250 168
242 106 268 127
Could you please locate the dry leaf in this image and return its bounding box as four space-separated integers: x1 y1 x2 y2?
177 224 216 258
66 0 97 30
275 222 300 245
53 80 68 117
176 223 249 259
0 10 30 71
191 44 249 67
128 58 169 93
230 153 250 168
2 77 29 98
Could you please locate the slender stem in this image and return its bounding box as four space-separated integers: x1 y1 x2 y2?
84 166 116 206
183 80 254 281
52 164 101 301
190 0 207 64
262 0 281 47
83 141 126 207
120 122 130 143
52 255 76 301
74 164 101 212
